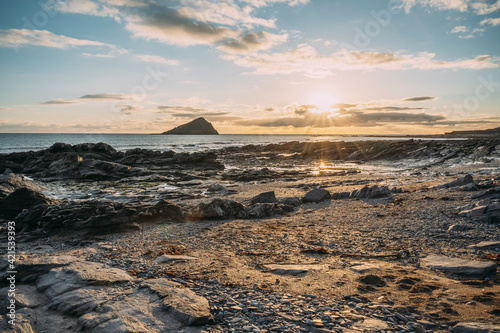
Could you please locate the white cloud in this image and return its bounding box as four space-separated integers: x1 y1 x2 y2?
450 25 468 33
481 17 500 26
224 45 498 77
133 54 179 65
0 29 112 49
399 0 500 15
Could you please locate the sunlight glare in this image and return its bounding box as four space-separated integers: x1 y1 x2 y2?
310 91 337 112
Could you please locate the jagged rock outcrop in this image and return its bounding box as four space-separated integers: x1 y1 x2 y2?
0 142 223 180
162 117 219 135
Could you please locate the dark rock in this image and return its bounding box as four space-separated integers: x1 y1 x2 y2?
15 200 139 236
278 197 302 207
438 174 474 189
135 200 184 223
302 189 331 203
358 274 386 287
250 191 277 205
246 203 275 218
162 117 219 135
187 199 245 221
0 172 44 198
0 187 56 220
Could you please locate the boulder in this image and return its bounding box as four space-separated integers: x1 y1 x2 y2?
437 174 474 189
135 200 184 223
246 203 276 218
302 189 331 203
0 172 44 198
187 199 245 221
250 191 277 205
421 254 497 279
0 187 56 220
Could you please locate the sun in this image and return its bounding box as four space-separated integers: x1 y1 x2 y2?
309 91 337 112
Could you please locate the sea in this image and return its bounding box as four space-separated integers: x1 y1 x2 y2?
0 133 453 154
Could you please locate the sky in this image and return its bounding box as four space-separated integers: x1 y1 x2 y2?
0 0 500 135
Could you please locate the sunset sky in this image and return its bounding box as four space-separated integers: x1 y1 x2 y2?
1 0 499 134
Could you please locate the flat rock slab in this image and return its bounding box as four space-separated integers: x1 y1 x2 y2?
453 322 500 333
467 241 500 250
141 278 213 326
421 254 497 279
355 318 390 331
349 262 380 274
155 255 198 264
262 264 325 276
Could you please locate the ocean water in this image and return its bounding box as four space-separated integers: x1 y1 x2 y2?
0 133 443 154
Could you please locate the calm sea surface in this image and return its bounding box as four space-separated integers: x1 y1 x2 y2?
0 133 448 154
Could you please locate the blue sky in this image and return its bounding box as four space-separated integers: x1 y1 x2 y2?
0 0 499 134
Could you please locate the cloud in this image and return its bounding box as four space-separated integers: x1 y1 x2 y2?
481 17 500 26
217 31 288 54
79 93 131 100
225 45 498 77
82 52 116 58
450 25 468 33
47 0 288 53
0 107 10 111
41 93 135 105
133 54 179 65
237 104 445 128
239 0 310 7
41 99 78 105
117 104 142 114
401 96 438 102
157 106 206 113
398 0 500 15
0 29 113 49
363 106 429 111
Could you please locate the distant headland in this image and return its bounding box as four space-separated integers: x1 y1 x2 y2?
161 117 219 135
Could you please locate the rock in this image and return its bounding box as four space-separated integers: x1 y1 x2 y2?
453 322 500 333
355 318 390 331
0 187 56 220
162 117 219 135
0 172 44 198
250 191 277 205
140 278 213 325
262 264 325 276
207 184 225 192
187 199 245 221
448 224 469 232
0 255 79 287
36 261 132 298
302 189 331 203
351 185 394 199
467 241 500 250
155 255 198 264
459 205 488 218
438 174 474 189
246 203 275 218
15 200 140 236
135 200 184 223
421 254 497 279
358 274 386 287
278 197 302 207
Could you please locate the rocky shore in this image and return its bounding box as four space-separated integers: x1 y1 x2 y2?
1 139 500 332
